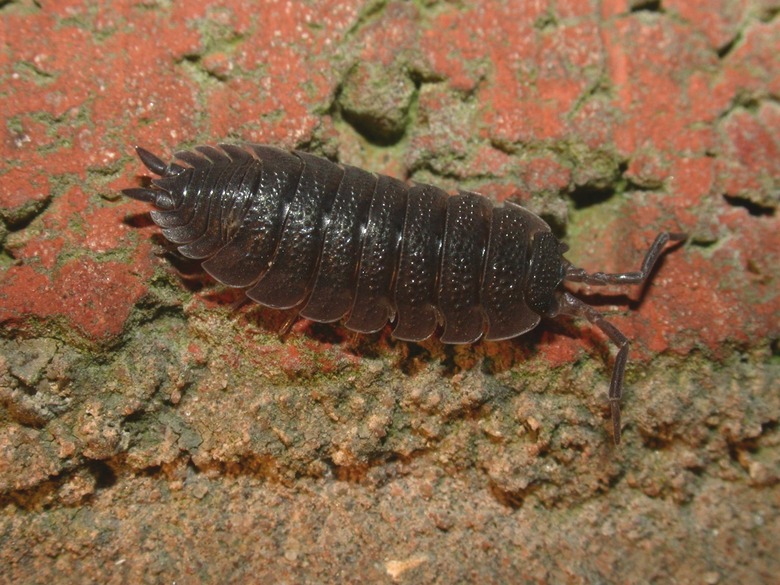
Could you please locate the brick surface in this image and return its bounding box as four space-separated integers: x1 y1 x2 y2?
1 1 778 583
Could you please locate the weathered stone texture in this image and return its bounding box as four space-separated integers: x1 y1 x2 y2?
1 1 778 583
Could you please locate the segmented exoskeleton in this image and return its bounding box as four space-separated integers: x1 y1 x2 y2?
123 143 685 443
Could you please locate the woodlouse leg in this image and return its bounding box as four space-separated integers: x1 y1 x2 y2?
564 232 686 286
279 312 300 338
557 293 628 444
229 296 250 313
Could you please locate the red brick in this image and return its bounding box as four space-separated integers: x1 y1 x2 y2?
718 105 780 204
0 254 151 343
665 0 750 52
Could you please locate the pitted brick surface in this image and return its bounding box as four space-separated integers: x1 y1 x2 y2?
1 1 778 583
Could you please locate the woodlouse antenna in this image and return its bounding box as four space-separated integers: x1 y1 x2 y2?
564 232 687 286
559 232 687 444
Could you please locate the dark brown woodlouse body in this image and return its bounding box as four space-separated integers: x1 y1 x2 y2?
124 143 685 443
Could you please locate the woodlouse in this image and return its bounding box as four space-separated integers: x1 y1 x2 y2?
123 143 685 444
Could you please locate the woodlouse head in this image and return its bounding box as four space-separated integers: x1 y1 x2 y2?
525 232 567 318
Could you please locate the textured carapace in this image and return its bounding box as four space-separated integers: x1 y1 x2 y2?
124 143 685 444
